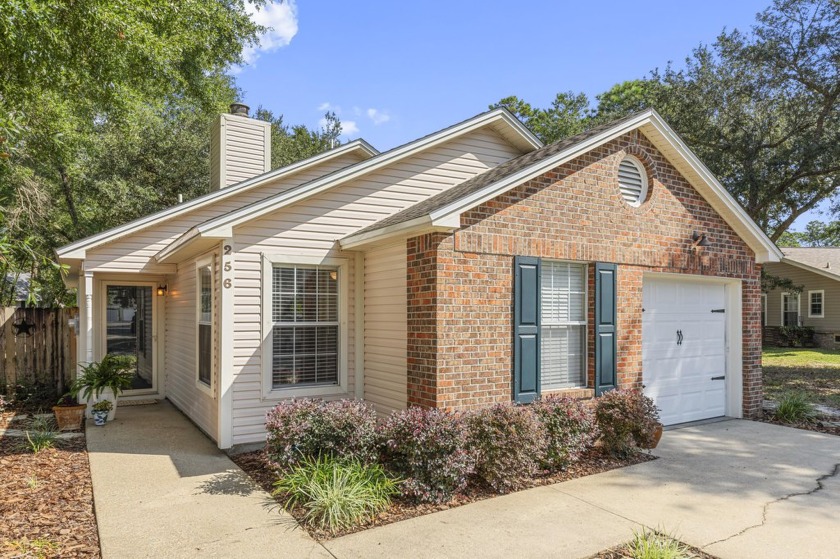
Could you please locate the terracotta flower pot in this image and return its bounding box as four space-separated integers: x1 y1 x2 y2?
642 423 664 449
53 404 87 431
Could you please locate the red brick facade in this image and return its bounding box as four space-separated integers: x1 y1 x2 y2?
405 130 763 417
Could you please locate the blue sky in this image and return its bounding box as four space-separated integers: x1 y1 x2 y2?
234 0 823 228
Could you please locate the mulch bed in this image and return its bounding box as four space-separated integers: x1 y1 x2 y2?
0 412 100 558
756 411 840 437
232 447 656 541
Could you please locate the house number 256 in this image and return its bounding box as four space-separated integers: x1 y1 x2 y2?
223 244 233 289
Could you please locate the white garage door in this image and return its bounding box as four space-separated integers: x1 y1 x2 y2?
642 277 727 425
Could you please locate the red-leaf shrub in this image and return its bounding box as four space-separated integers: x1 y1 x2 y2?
532 396 598 471
467 403 545 493
380 407 474 504
265 398 378 469
594 389 660 457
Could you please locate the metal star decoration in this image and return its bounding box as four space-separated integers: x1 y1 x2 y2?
12 319 35 337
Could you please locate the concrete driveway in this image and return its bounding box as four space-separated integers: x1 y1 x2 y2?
87 403 840 559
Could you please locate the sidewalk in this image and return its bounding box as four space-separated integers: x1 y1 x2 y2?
85 400 330 559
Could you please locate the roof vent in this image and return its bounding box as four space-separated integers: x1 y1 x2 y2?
229 103 250 117
618 156 648 207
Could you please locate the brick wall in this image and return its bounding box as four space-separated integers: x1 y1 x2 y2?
406 130 763 418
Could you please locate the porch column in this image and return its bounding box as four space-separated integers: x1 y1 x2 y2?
84 270 94 364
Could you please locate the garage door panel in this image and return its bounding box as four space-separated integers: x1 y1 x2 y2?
642 278 727 426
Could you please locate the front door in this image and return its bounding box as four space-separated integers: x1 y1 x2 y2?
103 284 157 395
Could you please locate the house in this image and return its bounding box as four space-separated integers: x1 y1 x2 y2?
56 105 781 449
763 247 840 349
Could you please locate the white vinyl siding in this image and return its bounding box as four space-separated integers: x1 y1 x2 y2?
763 261 840 331
165 250 219 440
540 262 586 389
210 114 270 190
364 243 407 415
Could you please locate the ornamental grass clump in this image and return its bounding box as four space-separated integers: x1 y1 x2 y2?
595 389 660 457
380 407 474 504
273 455 399 535
265 399 378 470
467 403 545 494
773 391 815 423
532 396 598 471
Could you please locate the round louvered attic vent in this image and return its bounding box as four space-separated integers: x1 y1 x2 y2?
618 157 648 207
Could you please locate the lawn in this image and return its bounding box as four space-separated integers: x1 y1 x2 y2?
762 347 840 410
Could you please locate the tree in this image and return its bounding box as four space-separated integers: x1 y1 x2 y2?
256 109 344 169
491 92 590 144
776 220 840 247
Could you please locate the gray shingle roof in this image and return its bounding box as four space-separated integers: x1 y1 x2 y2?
348 111 648 239
781 247 840 279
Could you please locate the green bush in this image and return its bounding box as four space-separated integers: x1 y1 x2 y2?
532 396 598 471
595 389 660 457
628 528 690 559
380 407 474 504
265 399 379 469
71 354 135 400
273 455 399 534
774 391 815 423
467 403 545 493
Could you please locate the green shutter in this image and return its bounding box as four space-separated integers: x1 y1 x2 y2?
513 256 540 403
594 262 617 395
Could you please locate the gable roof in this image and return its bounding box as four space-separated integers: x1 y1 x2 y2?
55 139 379 262
155 108 543 263
777 247 840 281
339 109 783 264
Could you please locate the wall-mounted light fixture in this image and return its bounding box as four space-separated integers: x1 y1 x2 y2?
691 231 711 251
156 285 168 297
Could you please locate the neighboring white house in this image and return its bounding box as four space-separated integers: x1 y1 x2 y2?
57 105 780 450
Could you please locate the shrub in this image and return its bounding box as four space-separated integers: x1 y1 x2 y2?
467 403 545 493
532 396 598 471
774 391 815 423
595 389 660 457
380 407 474 504
265 399 378 469
628 528 689 559
273 455 399 534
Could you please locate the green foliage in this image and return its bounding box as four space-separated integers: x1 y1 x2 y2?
5 538 59 559
380 407 474 504
25 427 57 453
532 396 598 471
628 528 690 559
256 108 344 169
491 91 590 144
777 325 815 347
467 403 546 493
91 400 114 413
761 269 803 295
777 221 840 248
273 455 399 535
774 391 815 423
70 354 136 400
2 381 58 411
595 389 661 458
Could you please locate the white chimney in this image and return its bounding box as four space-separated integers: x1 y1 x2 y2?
210 103 272 190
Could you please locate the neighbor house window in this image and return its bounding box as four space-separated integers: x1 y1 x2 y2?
809 290 824 318
271 265 339 388
782 292 800 327
540 261 586 389
197 260 213 387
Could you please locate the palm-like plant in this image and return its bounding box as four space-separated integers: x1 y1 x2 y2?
70 354 136 400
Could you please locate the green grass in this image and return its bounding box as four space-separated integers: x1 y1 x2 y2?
273 455 399 535
762 348 840 410
773 392 815 423
627 528 692 559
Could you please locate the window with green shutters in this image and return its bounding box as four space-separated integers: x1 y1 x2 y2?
540 262 586 389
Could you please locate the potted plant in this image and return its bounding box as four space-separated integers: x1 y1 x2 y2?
70 354 135 421
53 393 87 431
91 400 113 426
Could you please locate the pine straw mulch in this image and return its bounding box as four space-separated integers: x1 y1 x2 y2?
231 447 656 541
0 413 100 559
589 538 718 559
755 410 840 437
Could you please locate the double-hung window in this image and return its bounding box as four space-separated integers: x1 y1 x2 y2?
271 264 339 389
540 261 587 389
782 292 800 327
808 290 824 318
197 259 213 388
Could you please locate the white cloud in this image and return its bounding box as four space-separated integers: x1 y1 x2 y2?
318 102 334 112
240 1 299 67
319 116 359 137
366 108 390 125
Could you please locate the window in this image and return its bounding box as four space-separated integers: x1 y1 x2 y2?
540 262 586 389
809 290 824 318
782 293 800 327
618 156 648 207
197 260 213 387
761 293 767 326
271 265 339 388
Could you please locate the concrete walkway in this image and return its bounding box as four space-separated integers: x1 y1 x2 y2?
86 401 331 559
88 403 840 559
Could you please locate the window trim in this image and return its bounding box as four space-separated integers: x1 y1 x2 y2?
539 260 589 392
195 255 215 396
808 289 825 319
261 253 349 399
781 292 800 327
618 155 649 208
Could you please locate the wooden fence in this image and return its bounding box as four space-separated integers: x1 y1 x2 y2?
0 307 78 396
